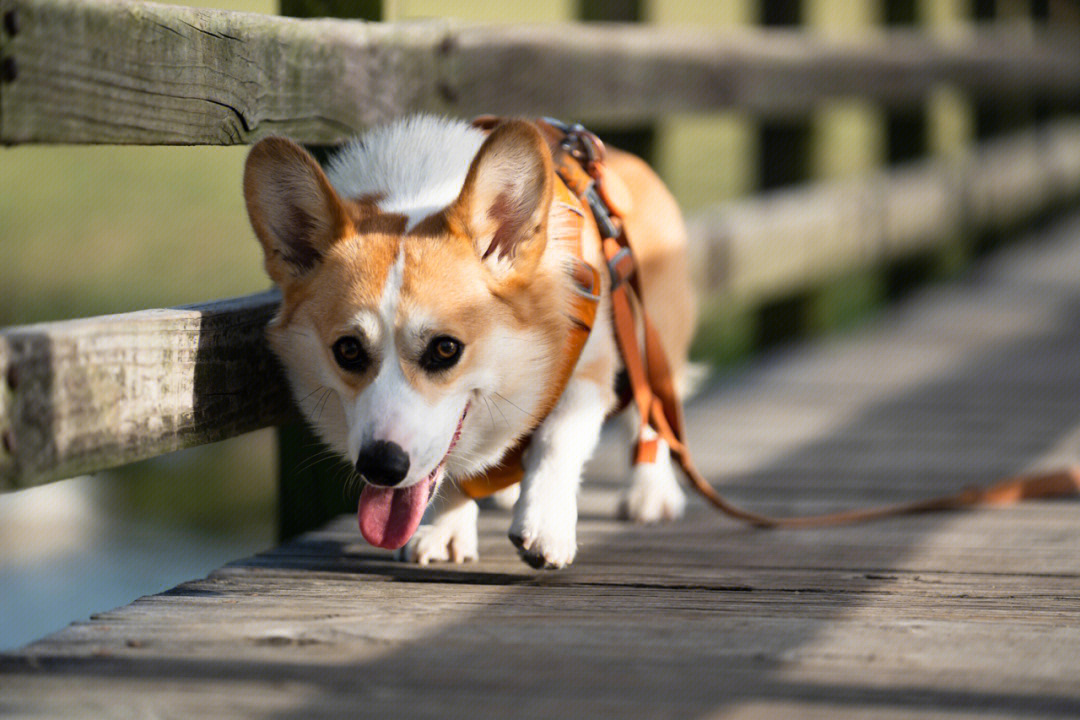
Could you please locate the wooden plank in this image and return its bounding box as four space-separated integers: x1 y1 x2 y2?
0 291 294 490
0 518 1077 717
3 120 1080 491
3 503 1080 717
2 0 1080 145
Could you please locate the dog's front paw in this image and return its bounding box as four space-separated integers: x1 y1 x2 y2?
508 503 577 569
618 458 686 523
397 499 479 565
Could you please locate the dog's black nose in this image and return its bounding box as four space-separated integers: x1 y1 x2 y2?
355 440 410 487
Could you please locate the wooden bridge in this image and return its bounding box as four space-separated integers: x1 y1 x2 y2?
2 1 1080 717
5 210 1080 717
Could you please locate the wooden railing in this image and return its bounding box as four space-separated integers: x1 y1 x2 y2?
1 0 1078 529
3 3 1080 146
689 121 1080 303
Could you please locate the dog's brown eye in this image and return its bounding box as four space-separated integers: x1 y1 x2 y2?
421 336 463 372
332 336 368 372
435 338 458 359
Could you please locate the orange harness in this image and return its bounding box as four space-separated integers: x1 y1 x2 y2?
458 117 1080 524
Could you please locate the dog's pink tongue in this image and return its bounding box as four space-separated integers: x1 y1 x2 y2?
358 482 429 550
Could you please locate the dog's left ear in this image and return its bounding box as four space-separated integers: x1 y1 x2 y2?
449 120 554 277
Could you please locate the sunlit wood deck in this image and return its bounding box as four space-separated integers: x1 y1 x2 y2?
3 212 1080 719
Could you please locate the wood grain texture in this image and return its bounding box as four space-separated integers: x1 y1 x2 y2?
0 291 295 490
2 120 1079 490
2 0 1080 145
3 214 1080 717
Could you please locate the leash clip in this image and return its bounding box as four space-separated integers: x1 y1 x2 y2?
544 116 620 238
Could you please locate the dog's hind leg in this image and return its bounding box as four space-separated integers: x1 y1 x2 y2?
510 378 612 569
617 424 686 523
398 483 479 565
487 483 520 510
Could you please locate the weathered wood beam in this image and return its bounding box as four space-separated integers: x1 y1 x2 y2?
2 0 1080 146
0 291 294 490
3 119 1080 490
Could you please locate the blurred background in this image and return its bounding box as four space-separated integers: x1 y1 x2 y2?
1 0 1073 649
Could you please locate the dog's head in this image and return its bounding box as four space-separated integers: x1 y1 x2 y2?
243 120 568 548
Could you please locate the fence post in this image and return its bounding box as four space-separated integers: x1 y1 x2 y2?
971 0 1037 256
881 0 974 294
275 1 386 541
801 0 891 333
754 0 815 348
880 0 938 300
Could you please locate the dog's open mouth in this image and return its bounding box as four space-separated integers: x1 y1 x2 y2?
357 402 470 550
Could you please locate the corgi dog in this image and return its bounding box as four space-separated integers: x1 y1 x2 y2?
243 115 695 569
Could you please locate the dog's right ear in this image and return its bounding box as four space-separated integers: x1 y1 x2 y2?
448 120 554 280
243 137 353 286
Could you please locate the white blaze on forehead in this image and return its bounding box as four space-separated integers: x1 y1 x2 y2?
380 247 406 333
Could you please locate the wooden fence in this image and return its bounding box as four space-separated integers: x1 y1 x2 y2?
1 0 1079 537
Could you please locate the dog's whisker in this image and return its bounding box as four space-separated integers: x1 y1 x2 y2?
430 480 453 504
481 397 509 431
450 451 489 466
342 469 364 502
316 388 333 421
481 397 497 429
492 392 541 422
487 396 510 429
294 443 342 465
304 387 329 415
295 385 328 405
292 449 343 476
312 388 335 424
299 442 337 455
284 446 343 475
